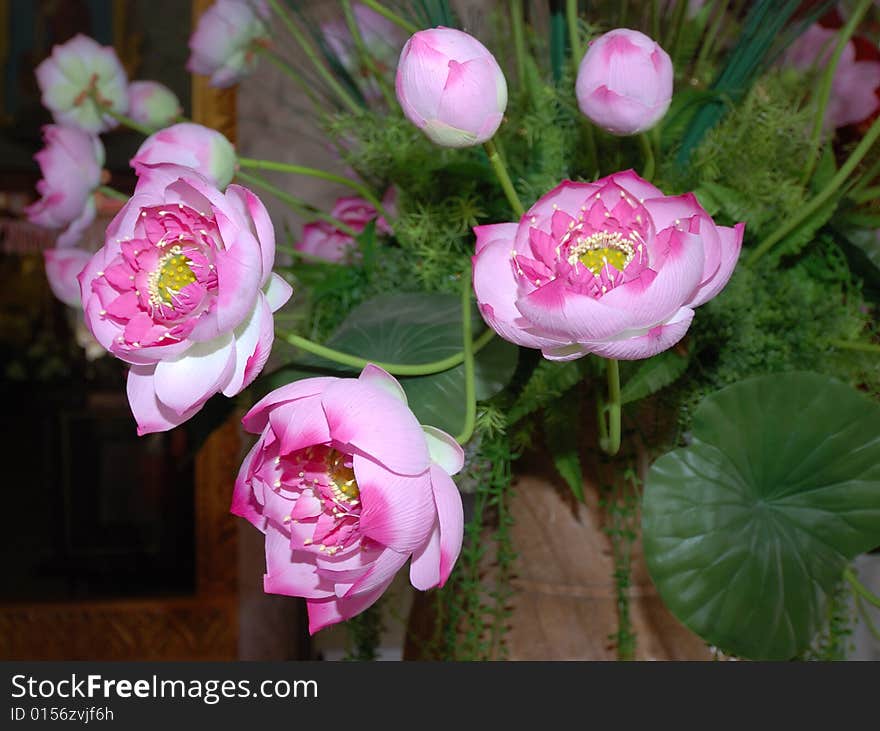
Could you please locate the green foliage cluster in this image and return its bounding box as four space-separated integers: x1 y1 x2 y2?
661 70 812 236
671 237 880 433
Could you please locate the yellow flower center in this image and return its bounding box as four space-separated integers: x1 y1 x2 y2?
568 231 635 276
327 449 360 504
148 245 197 305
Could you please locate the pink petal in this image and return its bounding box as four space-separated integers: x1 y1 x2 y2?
126 364 200 435
152 334 236 415
423 425 464 475
263 524 335 599
358 363 408 404
222 294 273 397
267 394 331 455
353 454 435 552
321 378 429 476
429 464 464 585
44 248 92 307
409 522 441 590
583 306 694 360
344 546 409 597
474 222 517 254
687 222 744 307
306 582 390 634
242 377 337 434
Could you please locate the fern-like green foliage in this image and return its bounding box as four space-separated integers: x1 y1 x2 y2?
662 70 812 237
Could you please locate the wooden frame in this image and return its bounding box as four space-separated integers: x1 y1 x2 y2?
0 0 241 661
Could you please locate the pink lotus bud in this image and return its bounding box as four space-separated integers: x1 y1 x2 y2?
128 81 182 128
396 27 507 148
131 123 236 189
576 29 673 136
26 125 104 248
35 34 128 133
232 364 465 633
783 23 880 130
79 164 293 435
472 170 744 361
187 0 270 88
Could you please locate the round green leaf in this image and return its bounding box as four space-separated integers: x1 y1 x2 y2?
642 372 880 660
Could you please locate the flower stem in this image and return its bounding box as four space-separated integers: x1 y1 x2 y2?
456 264 477 445
599 358 621 456
637 133 655 181
234 169 359 236
801 0 872 187
566 0 582 69
845 567 880 610
748 112 880 267
694 0 730 80
266 0 362 115
279 328 495 377
237 156 386 215
102 107 153 136
829 339 880 354
97 185 129 202
358 0 418 35
483 139 525 218
341 0 397 110
511 0 528 91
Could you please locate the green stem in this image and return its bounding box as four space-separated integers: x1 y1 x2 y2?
266 0 361 115
599 358 621 456
456 265 477 445
103 107 153 136
801 0 873 187
341 0 397 109
483 139 525 218
748 113 880 267
637 133 655 181
666 0 690 64
829 339 880 354
97 185 129 202
280 328 495 377
845 567 880 610
511 0 528 91
358 0 418 35
234 169 360 236
549 1 566 83
694 0 731 80
849 185 880 205
566 0 582 69
237 156 386 215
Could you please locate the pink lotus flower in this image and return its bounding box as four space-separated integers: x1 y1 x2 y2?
187 0 270 88
295 191 395 263
35 34 128 133
322 3 404 100
231 364 465 633
78 163 293 434
128 81 182 129
784 23 880 129
472 170 744 360
26 125 104 248
131 123 237 190
396 27 507 148
576 29 673 136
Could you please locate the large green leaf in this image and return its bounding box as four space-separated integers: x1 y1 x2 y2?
268 293 518 435
642 372 880 660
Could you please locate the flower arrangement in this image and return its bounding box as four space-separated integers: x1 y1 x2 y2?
29 0 880 661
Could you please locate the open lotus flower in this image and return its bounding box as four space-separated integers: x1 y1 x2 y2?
473 170 744 360
78 163 292 434
26 125 104 248
131 123 237 190
784 23 880 130
295 190 395 263
232 364 465 633
35 34 128 133
187 0 270 88
128 81 183 129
